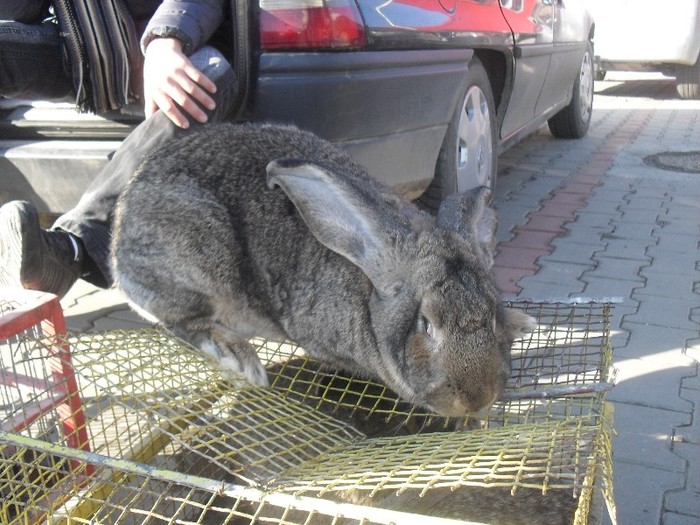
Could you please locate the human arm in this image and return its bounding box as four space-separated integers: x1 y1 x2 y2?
142 37 217 127
140 0 227 127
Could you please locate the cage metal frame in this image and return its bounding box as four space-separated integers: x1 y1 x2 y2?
0 288 91 472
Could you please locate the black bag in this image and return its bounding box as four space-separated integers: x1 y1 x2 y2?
53 0 140 113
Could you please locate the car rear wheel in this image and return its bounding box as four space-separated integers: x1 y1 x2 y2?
676 52 700 100
548 41 594 139
420 57 497 211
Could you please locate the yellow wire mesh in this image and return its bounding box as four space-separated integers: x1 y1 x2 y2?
1 297 617 525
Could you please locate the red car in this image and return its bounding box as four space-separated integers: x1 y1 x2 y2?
0 0 595 212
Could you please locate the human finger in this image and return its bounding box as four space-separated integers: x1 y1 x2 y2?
151 88 190 128
163 75 211 124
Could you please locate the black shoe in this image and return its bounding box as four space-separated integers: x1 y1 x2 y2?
0 201 82 298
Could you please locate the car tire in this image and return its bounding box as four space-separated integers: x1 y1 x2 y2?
420 57 497 212
676 53 700 100
548 41 594 139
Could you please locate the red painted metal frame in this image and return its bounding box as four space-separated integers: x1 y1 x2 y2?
0 288 92 474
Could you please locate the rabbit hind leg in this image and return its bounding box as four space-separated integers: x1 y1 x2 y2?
121 275 270 387
168 319 270 388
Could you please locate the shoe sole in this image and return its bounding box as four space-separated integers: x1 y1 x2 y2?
0 201 41 290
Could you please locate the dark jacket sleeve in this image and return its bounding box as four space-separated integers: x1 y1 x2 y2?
140 0 226 55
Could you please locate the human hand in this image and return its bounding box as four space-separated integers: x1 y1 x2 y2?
143 37 217 128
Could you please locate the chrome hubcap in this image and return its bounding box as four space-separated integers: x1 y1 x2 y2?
456 85 493 190
579 51 593 122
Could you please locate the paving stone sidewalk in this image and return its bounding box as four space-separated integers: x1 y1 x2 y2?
59 72 699 525
491 73 700 525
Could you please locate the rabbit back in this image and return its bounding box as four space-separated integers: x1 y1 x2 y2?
112 123 385 384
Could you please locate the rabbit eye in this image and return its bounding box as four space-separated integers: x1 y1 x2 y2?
418 315 435 340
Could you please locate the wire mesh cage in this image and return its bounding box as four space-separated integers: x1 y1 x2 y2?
1 291 617 525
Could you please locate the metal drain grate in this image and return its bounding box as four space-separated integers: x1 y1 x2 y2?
643 151 700 173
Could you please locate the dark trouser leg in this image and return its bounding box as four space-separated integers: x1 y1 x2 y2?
0 1 50 23
53 46 237 288
0 19 73 100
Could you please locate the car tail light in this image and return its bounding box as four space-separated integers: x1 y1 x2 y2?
259 0 367 50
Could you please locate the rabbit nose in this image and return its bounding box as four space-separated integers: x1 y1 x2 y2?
450 389 499 416
450 398 471 415
428 385 497 417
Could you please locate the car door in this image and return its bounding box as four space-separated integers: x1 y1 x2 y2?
497 0 555 138
537 0 592 116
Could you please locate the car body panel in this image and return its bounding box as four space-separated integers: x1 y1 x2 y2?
585 0 700 67
498 0 592 139
254 49 473 197
256 0 591 176
546 0 593 109
253 0 520 195
498 0 553 136
359 0 514 41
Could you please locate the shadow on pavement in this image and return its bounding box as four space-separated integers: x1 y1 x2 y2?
596 77 679 100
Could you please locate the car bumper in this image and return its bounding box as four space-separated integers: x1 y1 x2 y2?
253 49 473 198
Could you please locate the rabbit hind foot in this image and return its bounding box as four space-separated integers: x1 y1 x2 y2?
198 338 270 387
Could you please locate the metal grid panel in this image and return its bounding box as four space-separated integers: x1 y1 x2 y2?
0 296 617 525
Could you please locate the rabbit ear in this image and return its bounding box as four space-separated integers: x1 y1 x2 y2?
267 159 402 293
436 186 497 269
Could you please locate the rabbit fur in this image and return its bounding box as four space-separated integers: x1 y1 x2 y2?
111 122 535 417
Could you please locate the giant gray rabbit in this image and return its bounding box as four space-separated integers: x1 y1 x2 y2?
111 123 535 417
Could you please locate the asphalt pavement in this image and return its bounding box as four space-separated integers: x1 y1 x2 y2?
58 72 700 525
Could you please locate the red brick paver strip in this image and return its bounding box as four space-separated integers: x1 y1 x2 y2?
493 110 653 295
